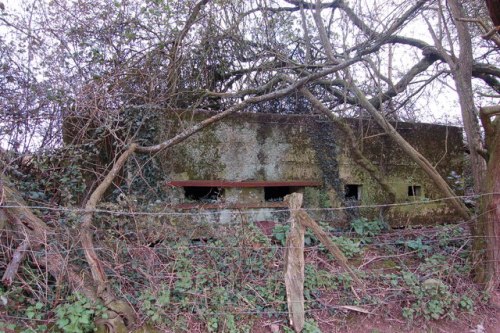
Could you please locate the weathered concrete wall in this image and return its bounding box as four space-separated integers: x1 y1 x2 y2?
163 114 323 182
156 111 464 227
336 119 464 225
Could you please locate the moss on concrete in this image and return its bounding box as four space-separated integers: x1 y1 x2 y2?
154 111 464 227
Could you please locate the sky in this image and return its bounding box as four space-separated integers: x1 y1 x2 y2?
2 0 496 153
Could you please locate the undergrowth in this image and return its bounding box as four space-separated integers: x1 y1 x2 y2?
0 212 486 332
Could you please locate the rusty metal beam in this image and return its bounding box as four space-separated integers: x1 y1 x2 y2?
166 180 322 188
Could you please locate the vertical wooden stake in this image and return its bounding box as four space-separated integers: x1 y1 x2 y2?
284 193 305 332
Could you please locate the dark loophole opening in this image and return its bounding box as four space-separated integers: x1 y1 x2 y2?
264 186 292 202
408 185 421 197
345 184 361 200
184 187 224 202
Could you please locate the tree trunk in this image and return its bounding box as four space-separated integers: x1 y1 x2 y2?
481 118 500 293
447 0 494 290
447 0 487 194
478 106 500 294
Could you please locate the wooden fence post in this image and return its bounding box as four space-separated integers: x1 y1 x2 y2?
284 192 366 332
284 193 305 332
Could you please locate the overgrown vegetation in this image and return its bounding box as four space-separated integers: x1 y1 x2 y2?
0 158 489 330
0 209 487 331
3 145 96 207
1 0 499 331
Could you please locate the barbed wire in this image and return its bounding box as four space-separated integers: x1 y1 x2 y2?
1 192 499 217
